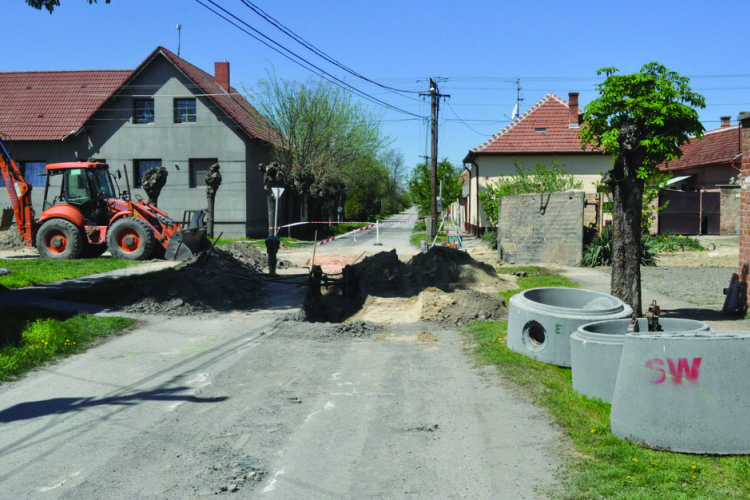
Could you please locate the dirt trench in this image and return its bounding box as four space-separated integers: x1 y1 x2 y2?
304 247 514 327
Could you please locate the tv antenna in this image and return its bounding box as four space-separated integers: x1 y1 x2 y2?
176 24 182 57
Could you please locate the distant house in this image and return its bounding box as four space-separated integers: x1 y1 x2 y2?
656 117 742 235
658 116 741 190
462 92 610 235
0 46 281 238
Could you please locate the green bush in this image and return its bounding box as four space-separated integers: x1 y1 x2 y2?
413 220 426 232
580 226 658 267
481 231 498 250
650 233 704 252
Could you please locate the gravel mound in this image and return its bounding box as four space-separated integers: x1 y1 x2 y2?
122 248 265 315
419 288 507 326
0 225 25 250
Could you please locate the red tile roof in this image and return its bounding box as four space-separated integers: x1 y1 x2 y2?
0 70 131 141
0 46 281 147
659 125 741 171
466 93 598 159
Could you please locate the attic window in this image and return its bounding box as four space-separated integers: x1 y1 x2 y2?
535 128 547 134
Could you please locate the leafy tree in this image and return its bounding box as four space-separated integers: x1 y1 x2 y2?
579 63 705 315
26 0 109 12
379 148 407 215
478 158 582 227
408 158 462 216
252 73 385 225
344 154 389 221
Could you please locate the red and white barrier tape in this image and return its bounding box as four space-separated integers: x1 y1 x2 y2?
317 223 376 245
270 218 427 231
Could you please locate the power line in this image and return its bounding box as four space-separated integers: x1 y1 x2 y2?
237 0 421 97
193 0 424 119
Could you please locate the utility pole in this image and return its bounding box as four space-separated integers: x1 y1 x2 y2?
421 78 449 239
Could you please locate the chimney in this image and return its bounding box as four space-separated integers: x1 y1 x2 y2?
568 92 580 128
721 116 731 128
215 61 230 92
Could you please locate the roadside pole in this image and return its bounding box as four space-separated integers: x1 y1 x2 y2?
272 187 284 236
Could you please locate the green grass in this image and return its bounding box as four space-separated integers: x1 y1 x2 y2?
496 266 577 301
216 236 310 248
0 306 134 382
410 231 448 249
0 257 141 289
466 320 750 499
53 268 174 306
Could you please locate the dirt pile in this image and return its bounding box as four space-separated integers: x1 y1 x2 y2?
418 287 507 326
220 241 267 269
342 247 512 325
122 248 265 315
0 225 25 250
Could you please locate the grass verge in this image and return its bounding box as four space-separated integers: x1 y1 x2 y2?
0 257 141 289
216 237 309 248
495 266 577 301
0 306 134 382
410 231 448 249
465 267 750 499
52 268 174 306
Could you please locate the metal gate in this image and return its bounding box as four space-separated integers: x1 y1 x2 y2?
658 190 720 235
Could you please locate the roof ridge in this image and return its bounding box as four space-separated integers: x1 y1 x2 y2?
472 93 558 153
0 69 131 75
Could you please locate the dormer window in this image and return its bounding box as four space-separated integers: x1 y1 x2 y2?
535 127 547 134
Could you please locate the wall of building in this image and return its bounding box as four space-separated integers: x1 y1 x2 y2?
720 185 741 235
497 191 584 266
0 54 273 238
466 153 610 232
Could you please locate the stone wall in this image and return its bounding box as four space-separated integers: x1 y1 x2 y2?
497 191 584 266
720 185 740 235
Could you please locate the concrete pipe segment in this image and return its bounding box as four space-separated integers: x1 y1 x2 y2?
507 287 632 367
570 318 711 403
611 332 750 455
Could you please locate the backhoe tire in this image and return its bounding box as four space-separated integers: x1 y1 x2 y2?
107 217 156 260
36 219 84 260
81 242 108 259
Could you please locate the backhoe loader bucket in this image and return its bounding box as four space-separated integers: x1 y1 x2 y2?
164 226 211 261
0 208 13 231
164 210 211 261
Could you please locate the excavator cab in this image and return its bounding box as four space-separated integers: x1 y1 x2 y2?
42 164 113 225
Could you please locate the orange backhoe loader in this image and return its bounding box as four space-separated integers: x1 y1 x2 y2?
0 138 210 260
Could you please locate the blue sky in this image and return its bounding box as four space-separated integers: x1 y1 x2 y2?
6 0 750 172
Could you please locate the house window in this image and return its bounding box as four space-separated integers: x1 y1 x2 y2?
134 99 155 124
20 161 46 187
133 159 162 188
189 158 217 188
174 98 197 123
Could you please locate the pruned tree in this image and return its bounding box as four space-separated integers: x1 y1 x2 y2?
141 166 168 207
26 0 109 12
204 163 222 238
579 63 705 315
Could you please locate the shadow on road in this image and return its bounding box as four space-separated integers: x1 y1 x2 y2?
0 387 227 423
661 307 743 323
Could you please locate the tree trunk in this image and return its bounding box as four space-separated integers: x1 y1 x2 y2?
606 124 646 316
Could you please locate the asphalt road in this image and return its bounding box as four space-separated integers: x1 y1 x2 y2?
0 208 565 499
314 207 422 256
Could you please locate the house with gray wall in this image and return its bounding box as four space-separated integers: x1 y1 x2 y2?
0 46 280 238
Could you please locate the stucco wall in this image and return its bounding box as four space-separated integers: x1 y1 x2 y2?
497 191 585 266
468 153 611 229
0 53 272 238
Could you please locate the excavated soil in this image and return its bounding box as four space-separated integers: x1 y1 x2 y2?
0 225 25 250
121 245 266 316
308 247 514 325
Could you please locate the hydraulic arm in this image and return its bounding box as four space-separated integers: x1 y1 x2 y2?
0 139 34 246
